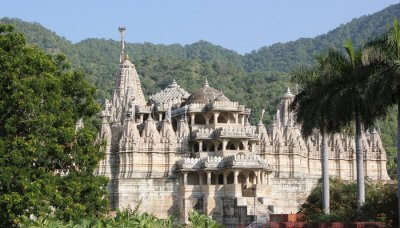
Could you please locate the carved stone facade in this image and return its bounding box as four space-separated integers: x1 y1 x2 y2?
96 28 390 226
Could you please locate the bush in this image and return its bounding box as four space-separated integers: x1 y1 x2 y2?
299 178 398 227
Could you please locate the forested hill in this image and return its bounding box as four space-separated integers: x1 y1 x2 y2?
244 3 400 72
1 4 400 177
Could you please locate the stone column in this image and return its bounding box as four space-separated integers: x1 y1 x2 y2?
241 115 245 126
213 112 219 124
139 114 144 123
159 113 162 121
199 141 203 152
199 173 203 185
190 113 195 125
214 142 219 153
234 113 239 124
222 140 227 153
223 172 228 185
246 174 250 185
257 170 261 184
234 170 239 184
242 140 248 151
183 172 188 185
207 172 211 185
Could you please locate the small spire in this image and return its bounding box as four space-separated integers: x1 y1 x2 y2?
171 79 178 87
204 78 209 87
118 26 126 63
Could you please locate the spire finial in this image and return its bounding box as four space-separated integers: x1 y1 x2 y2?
118 26 126 63
204 78 209 87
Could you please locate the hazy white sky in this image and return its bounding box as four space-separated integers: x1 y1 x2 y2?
1 0 398 53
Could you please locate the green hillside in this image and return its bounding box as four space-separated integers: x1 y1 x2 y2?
1 3 399 177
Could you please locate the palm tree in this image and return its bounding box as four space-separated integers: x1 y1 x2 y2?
364 18 400 226
319 40 388 211
291 55 337 214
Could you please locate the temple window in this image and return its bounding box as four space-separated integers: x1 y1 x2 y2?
227 172 234 184
217 113 228 123
193 142 199 152
227 141 236 150
218 174 224 185
194 114 206 125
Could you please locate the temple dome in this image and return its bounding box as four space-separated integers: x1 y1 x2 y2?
186 79 230 104
149 79 190 106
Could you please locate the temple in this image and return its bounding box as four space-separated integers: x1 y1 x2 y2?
96 27 390 226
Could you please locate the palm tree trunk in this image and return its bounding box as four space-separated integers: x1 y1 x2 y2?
321 129 330 214
397 102 400 226
355 110 365 211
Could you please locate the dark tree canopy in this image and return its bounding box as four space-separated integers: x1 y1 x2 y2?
0 25 108 227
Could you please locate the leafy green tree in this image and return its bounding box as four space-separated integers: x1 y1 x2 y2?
0 25 108 227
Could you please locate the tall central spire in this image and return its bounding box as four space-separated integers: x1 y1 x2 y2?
118 26 126 63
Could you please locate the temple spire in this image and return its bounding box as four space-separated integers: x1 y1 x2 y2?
204 78 209 87
118 26 126 63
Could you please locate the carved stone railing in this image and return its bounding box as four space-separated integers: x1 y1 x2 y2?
204 156 223 169
179 158 202 170
215 126 258 139
225 154 272 170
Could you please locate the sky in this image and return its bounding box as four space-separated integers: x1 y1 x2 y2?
1 0 399 54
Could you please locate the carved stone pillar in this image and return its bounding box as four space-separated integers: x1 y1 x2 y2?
213 112 219 124
234 113 239 124
199 173 203 185
207 172 212 185
243 140 248 151
234 170 239 184
183 172 188 185
199 141 203 153
139 114 144 123
222 140 227 153
190 113 195 125
159 113 162 121
223 172 228 185
241 115 245 126
257 170 261 184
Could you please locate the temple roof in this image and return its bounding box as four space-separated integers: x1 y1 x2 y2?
186 79 230 104
149 80 190 106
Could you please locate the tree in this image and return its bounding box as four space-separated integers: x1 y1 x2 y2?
291 55 337 214
364 18 400 226
0 25 108 227
318 40 386 211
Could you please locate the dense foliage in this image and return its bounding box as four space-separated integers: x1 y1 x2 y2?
0 25 108 227
300 178 398 227
22 209 221 228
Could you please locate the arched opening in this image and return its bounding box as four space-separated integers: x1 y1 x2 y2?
188 172 200 185
218 174 224 185
249 171 256 184
239 142 245 150
209 116 214 124
227 141 236 150
209 143 215 152
217 143 222 151
211 172 217 185
217 113 228 123
238 172 246 184
227 172 234 184
193 142 199 152
194 114 206 125
172 119 178 132
202 141 207 152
